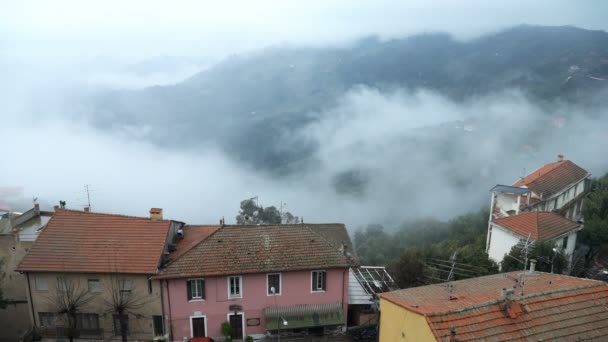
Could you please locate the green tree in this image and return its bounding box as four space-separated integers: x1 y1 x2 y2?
235 198 296 224
579 174 608 267
390 249 429 288
501 241 567 274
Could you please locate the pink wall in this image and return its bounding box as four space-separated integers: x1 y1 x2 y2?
162 268 349 340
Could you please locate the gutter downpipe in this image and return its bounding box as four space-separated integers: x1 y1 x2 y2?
165 279 174 341
159 278 166 338
26 273 36 328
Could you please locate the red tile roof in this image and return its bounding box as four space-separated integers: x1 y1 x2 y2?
380 272 608 341
513 160 589 198
156 224 355 279
169 225 221 259
16 209 173 274
493 211 580 240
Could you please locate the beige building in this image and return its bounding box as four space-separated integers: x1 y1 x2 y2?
0 204 53 342
16 207 184 341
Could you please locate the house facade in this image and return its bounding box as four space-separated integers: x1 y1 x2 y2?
489 157 590 221
0 204 53 342
157 224 355 340
378 270 608 341
16 207 184 341
486 211 582 266
486 158 589 269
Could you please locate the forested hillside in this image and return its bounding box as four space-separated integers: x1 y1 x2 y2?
90 25 608 173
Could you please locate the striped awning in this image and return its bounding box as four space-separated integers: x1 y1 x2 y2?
264 303 343 329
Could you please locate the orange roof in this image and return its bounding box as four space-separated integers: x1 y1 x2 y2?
513 160 589 198
169 225 221 260
493 211 580 240
157 224 355 279
16 209 173 274
380 272 608 341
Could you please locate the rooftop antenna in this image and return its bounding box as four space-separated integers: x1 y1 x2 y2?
506 233 535 273
84 184 91 211
520 233 534 272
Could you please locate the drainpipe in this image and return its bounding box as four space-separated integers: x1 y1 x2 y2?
165 279 174 341
26 273 36 327
342 269 347 329
160 278 166 338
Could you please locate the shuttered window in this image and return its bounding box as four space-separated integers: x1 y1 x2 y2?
311 271 326 292
187 279 205 300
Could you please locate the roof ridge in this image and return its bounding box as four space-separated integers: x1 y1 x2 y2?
426 282 605 318
57 209 172 222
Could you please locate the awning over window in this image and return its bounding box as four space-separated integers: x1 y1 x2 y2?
264 303 343 329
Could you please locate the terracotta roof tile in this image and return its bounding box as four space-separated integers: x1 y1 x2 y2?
380 272 608 341
169 225 221 259
157 224 355 279
493 211 580 240
513 160 589 198
16 209 172 274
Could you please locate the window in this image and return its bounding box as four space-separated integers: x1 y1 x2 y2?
311 271 326 292
267 273 281 295
563 236 569 250
113 314 129 336
187 279 205 300
88 279 101 293
228 276 242 298
39 312 56 326
153 315 164 336
35 275 48 292
119 279 133 293
77 313 100 332
57 277 68 292
148 278 153 294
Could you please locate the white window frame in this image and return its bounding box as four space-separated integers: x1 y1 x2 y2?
35 275 48 292
57 277 68 292
311 270 326 293
88 279 101 293
226 311 246 339
119 279 133 293
267 273 282 296
227 276 243 299
189 314 208 338
189 278 205 301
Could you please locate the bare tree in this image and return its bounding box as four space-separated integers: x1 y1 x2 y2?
45 275 94 342
104 274 153 342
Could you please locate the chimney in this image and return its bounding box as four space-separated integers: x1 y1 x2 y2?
84 207 90 213
501 288 514 301
150 208 163 220
529 259 537 273
557 154 564 162
34 203 40 214
53 205 59 212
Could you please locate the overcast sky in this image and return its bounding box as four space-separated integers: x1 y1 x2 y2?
2 0 607 63
2 1 607 226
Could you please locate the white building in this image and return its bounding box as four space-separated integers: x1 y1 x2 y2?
486 211 582 266
489 157 590 221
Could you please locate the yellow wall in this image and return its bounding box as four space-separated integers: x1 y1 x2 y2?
379 298 436 342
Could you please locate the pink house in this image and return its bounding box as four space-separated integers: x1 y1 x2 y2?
156 224 355 341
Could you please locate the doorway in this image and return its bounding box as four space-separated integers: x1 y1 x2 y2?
191 316 206 337
228 313 244 339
